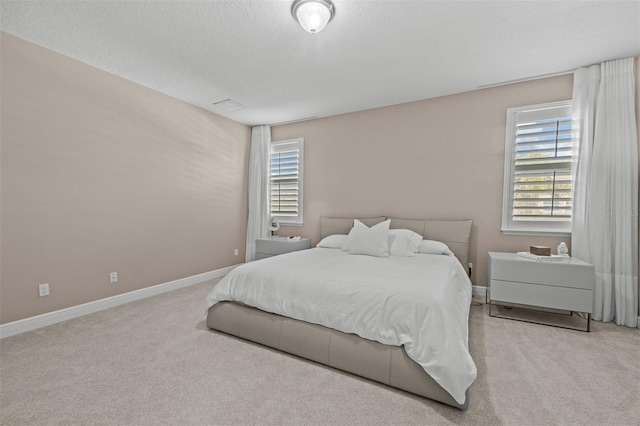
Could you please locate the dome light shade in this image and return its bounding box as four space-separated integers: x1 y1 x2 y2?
292 0 335 34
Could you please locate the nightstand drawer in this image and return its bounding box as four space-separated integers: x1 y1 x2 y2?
255 237 311 259
490 256 594 290
491 279 593 313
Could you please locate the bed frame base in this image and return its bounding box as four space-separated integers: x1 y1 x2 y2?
207 302 468 410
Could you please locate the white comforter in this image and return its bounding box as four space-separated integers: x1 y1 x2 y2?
206 248 477 405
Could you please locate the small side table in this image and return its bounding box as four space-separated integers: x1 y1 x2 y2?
487 252 595 332
255 237 311 260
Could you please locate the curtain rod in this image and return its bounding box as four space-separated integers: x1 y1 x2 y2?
477 57 628 90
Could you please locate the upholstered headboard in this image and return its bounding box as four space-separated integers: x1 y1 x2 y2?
319 216 472 268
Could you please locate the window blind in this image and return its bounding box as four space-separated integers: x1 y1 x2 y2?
270 138 303 223
513 114 572 222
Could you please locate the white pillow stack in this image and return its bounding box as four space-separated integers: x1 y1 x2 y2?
315 220 454 258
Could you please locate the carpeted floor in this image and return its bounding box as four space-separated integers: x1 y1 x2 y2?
1 279 639 425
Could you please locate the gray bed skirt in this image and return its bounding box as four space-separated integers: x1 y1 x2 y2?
207 301 469 410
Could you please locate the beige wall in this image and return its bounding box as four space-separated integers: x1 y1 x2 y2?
272 74 574 288
0 33 251 324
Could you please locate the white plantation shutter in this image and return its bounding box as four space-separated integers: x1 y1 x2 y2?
270 138 304 224
271 150 299 215
502 101 573 234
514 116 572 220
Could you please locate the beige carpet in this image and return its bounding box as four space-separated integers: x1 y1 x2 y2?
1 279 639 425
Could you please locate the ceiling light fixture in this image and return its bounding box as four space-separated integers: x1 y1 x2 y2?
291 0 335 34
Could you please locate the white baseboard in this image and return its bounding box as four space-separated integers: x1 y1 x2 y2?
0 264 240 339
472 285 487 298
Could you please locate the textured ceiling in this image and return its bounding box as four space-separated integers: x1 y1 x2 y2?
1 1 639 126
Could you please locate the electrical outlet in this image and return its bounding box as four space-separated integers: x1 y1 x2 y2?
234 248 239 256
39 283 50 297
110 272 118 283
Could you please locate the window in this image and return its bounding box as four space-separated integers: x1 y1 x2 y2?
270 138 304 225
501 101 573 235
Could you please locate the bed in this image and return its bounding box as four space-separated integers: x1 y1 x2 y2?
206 217 476 409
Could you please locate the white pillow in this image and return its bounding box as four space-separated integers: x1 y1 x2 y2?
388 229 423 257
341 221 359 252
418 239 454 256
316 234 348 249
343 219 391 257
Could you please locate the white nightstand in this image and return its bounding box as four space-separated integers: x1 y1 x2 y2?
487 252 595 331
255 237 311 260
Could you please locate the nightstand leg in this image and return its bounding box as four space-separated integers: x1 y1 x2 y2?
488 304 591 332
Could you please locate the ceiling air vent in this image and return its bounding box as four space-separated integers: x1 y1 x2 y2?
212 99 246 112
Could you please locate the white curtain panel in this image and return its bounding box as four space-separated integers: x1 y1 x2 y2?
571 65 600 266
571 57 639 327
245 125 271 262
